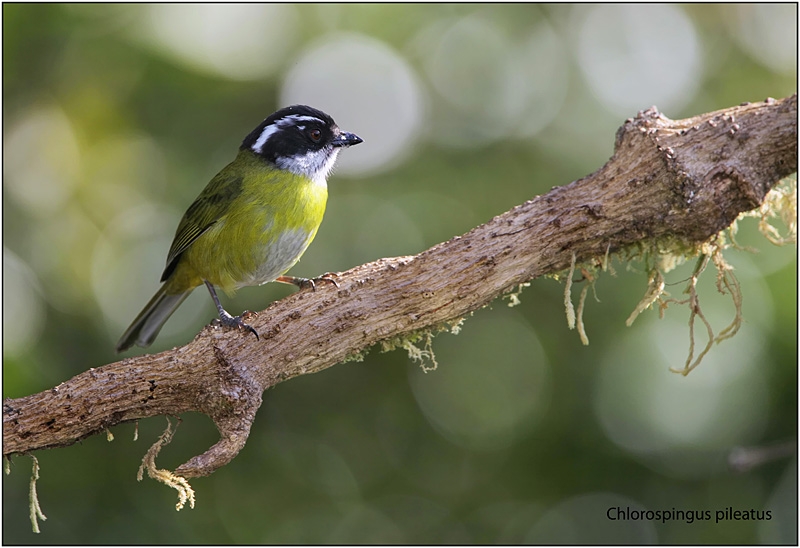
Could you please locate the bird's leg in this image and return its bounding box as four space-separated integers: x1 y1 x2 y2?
276 273 340 291
204 281 259 340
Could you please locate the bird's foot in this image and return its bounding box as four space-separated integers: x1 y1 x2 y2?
212 309 259 340
276 272 340 291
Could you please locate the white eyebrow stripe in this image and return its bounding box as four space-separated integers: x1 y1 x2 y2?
251 114 325 153
281 115 323 124
251 123 280 153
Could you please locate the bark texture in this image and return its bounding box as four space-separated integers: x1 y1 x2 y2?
4 95 797 478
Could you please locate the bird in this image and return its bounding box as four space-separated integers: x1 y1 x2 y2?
116 104 362 352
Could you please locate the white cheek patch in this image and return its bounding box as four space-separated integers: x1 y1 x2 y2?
315 149 340 187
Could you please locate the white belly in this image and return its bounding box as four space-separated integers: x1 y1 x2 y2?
240 227 315 287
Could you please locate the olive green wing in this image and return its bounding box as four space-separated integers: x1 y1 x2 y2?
161 171 243 281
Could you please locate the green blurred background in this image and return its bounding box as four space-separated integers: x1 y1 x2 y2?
3 3 797 544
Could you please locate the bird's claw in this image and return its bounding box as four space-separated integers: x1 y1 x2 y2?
308 272 340 291
278 273 340 291
212 310 259 340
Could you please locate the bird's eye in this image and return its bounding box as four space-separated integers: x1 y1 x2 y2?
309 129 322 142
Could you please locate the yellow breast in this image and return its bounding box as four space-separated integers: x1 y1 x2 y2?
180 154 328 294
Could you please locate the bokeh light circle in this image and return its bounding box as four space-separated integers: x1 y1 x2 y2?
418 15 568 147
594 315 769 479
281 33 426 177
4 106 81 215
575 4 702 116
3 248 46 356
142 4 298 80
731 4 798 74
409 310 550 451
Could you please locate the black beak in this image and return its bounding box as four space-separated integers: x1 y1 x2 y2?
331 131 363 148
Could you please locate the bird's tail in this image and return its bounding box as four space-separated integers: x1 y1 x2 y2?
116 286 191 352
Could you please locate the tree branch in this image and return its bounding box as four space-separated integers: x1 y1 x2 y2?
4 95 796 478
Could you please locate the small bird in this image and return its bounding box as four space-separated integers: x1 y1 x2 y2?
116 105 362 352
